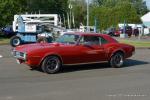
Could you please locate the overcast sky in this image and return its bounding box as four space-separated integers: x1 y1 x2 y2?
145 0 150 9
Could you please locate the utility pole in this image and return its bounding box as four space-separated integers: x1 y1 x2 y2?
72 12 75 28
69 4 72 28
87 0 89 31
67 12 71 29
68 1 72 29
63 14 66 28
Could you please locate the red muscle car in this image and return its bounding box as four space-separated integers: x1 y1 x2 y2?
12 32 135 74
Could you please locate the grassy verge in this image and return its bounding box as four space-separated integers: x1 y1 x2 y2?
0 38 10 45
119 40 150 48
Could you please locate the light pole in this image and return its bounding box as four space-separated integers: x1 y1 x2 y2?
87 0 89 31
69 3 72 28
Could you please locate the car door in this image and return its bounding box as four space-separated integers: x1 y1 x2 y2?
60 44 86 64
78 35 107 63
58 34 85 64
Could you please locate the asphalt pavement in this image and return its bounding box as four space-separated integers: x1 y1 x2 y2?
0 45 150 100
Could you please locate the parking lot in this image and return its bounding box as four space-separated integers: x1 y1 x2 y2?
0 45 150 100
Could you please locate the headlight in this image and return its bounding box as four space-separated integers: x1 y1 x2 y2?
13 51 27 60
23 53 27 60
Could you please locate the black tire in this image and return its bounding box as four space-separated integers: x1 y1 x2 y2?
10 36 21 47
109 52 124 68
41 56 61 74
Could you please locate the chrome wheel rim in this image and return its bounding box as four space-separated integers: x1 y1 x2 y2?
46 58 59 72
13 38 20 46
113 54 123 66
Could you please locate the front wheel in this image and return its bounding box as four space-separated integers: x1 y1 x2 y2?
109 53 124 68
41 56 61 74
10 36 21 47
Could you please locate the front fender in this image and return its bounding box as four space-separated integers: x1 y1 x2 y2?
39 52 63 66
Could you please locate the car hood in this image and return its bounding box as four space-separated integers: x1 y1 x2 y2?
14 43 62 53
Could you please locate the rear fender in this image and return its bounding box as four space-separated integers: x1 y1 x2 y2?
108 48 125 60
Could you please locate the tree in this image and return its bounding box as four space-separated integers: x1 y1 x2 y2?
70 0 87 27
0 0 68 27
0 0 28 27
90 0 149 30
26 0 68 14
131 0 149 15
93 0 149 16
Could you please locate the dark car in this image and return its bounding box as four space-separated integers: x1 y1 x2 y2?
133 28 139 36
120 26 132 37
1 25 16 37
104 27 116 36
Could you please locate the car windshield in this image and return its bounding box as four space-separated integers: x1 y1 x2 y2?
56 34 80 44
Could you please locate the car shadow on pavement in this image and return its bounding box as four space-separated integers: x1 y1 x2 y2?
61 63 110 73
123 59 149 67
31 63 111 73
32 59 149 74
61 59 149 73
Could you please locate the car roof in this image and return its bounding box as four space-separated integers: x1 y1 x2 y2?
66 32 103 36
65 32 118 43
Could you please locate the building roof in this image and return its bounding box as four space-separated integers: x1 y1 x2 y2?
141 12 150 22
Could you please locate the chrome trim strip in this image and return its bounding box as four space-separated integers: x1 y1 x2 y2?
64 61 108 66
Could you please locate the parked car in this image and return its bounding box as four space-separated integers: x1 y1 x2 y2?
12 32 135 74
120 26 132 37
103 27 121 36
104 27 116 36
1 25 16 37
114 29 121 36
133 28 139 36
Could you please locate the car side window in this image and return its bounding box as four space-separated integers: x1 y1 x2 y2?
100 37 108 44
79 36 100 45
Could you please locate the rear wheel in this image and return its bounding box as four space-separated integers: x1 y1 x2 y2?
10 36 21 47
109 53 124 68
41 56 61 74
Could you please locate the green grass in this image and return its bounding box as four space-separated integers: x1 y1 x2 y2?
0 38 10 45
119 40 150 47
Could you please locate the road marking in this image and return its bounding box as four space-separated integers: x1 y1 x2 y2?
107 94 147 97
0 55 3 58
